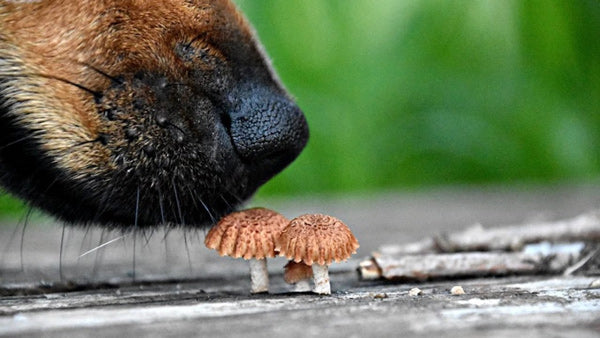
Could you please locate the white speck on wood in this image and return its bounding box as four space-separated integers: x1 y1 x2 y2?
408 288 422 296
450 286 465 295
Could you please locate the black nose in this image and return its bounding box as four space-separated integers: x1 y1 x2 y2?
229 86 309 180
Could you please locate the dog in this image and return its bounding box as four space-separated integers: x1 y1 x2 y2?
0 0 309 230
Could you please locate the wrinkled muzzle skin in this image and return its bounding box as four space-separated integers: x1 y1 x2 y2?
0 0 309 229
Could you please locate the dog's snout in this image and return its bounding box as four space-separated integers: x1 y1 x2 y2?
229 87 309 178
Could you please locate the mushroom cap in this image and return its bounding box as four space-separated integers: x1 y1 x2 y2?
275 213 359 266
283 261 313 284
204 207 289 259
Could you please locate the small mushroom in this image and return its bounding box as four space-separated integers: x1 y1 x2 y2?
284 261 313 292
204 207 288 293
275 213 359 295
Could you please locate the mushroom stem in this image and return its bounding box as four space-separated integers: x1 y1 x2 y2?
312 264 331 295
249 259 269 293
293 279 311 292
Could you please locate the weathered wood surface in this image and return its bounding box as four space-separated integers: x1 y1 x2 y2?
1 185 600 337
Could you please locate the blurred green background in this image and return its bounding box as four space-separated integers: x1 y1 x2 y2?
237 0 600 195
0 0 599 217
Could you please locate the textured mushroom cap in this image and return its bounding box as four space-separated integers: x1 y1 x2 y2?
275 213 359 266
204 208 289 259
283 261 313 284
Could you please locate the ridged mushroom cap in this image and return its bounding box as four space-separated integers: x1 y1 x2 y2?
283 261 313 284
204 207 289 259
275 213 359 266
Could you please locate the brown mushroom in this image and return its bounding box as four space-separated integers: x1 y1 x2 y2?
275 213 359 295
205 207 288 293
284 261 313 292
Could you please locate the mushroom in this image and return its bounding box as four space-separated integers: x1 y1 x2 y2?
283 260 313 292
275 213 359 295
204 207 288 293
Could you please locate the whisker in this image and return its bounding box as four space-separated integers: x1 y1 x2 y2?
184 185 203 220
157 184 166 225
183 232 193 274
132 185 141 281
0 204 31 264
134 185 141 229
68 135 110 149
79 62 123 84
132 232 137 281
163 229 170 267
162 227 173 243
77 226 92 263
0 134 37 151
19 206 33 272
220 194 233 210
222 186 244 204
80 234 125 258
91 228 106 278
199 198 216 224
172 177 184 224
142 229 154 248
33 73 101 98
59 223 66 281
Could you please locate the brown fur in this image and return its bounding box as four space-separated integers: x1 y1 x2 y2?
1 0 257 174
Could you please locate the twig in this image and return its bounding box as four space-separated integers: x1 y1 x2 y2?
359 211 600 280
361 250 579 281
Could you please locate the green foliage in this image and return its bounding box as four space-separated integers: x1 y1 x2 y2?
1 0 599 215
0 191 27 219
234 0 600 196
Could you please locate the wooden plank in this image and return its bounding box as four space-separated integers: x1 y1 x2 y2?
1 275 599 337
3 187 600 337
